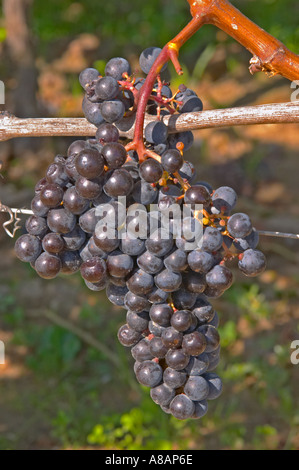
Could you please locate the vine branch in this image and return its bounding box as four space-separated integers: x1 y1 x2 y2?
0 102 298 142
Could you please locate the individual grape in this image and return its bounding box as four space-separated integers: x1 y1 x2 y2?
34 252 62 279
169 394 195 420
145 229 173 257
84 278 107 292
135 360 163 388
183 271 206 294
60 250 82 274
120 235 145 256
65 155 81 181
227 212 252 239
99 200 127 229
42 232 65 254
62 225 86 251
139 47 167 74
148 320 166 337
95 123 119 144
39 183 64 208
47 208 76 234
192 298 215 324
46 162 69 187
144 121 168 145
163 249 188 273
197 325 220 353
139 158 163 183
93 228 120 252
75 176 102 199
126 269 154 295
165 348 190 370
233 228 259 252
182 331 207 356
177 94 203 113
185 353 210 376
206 265 233 291
203 372 223 400
25 215 48 238
79 67 99 90
238 248 266 277
147 287 169 305
170 310 192 332
187 250 215 274
107 250 134 278
171 288 198 310
132 180 158 205
88 236 108 258
103 169 134 197
34 177 48 194
101 142 127 170
80 256 107 283
15 234 42 263
149 304 172 326
184 185 211 208
131 338 153 361
82 97 105 126
124 291 150 313
126 310 149 333
67 140 87 157
63 186 90 215
150 384 175 407
105 57 131 81
154 269 182 292
178 160 196 182
211 186 237 214
149 336 168 358
95 76 119 100
184 375 209 401
163 368 187 389
201 227 223 252
75 148 105 178
100 100 125 123
137 250 163 275
161 149 183 173
106 283 128 306
161 327 183 349
192 400 208 419
78 208 97 233
118 324 141 347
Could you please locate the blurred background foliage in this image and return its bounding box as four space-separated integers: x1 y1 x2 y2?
0 0 298 450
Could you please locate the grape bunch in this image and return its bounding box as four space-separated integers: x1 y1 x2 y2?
14 47 267 420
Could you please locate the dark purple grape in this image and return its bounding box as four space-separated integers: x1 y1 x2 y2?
187 250 215 273
149 336 168 358
145 229 173 257
169 394 195 420
168 131 194 152
184 185 211 207
149 303 172 326
62 226 86 251
161 149 183 173
124 292 150 313
165 348 189 370
197 325 220 353
201 227 223 252
132 180 158 205
120 235 145 256
164 249 187 272
177 94 203 113
100 100 125 123
163 368 187 389
103 169 134 197
233 228 259 252
105 57 131 81
170 310 192 332
46 162 69 187
95 76 119 100
75 148 105 179
67 140 87 157
47 208 76 234
107 250 134 278
131 338 153 361
161 327 183 349
238 248 266 277
154 269 182 292
203 372 223 400
25 215 47 237
185 353 209 376
75 176 102 199
60 250 82 274
137 251 163 274
79 68 99 90
96 123 119 144
40 183 64 209
135 360 163 387
184 376 209 401
183 271 206 294
63 186 90 215
182 331 207 356
84 278 107 292
139 47 166 74
171 288 198 310
101 142 127 169
65 155 81 181
126 310 149 333
34 252 61 279
147 287 168 304
139 158 163 183
192 298 214 324
227 213 252 239
192 400 208 419
211 186 237 214
82 97 105 126
78 208 97 233
15 234 42 263
106 283 128 306
42 232 65 254
118 324 141 347
206 265 233 291
80 256 107 283
150 384 175 407
126 269 154 295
